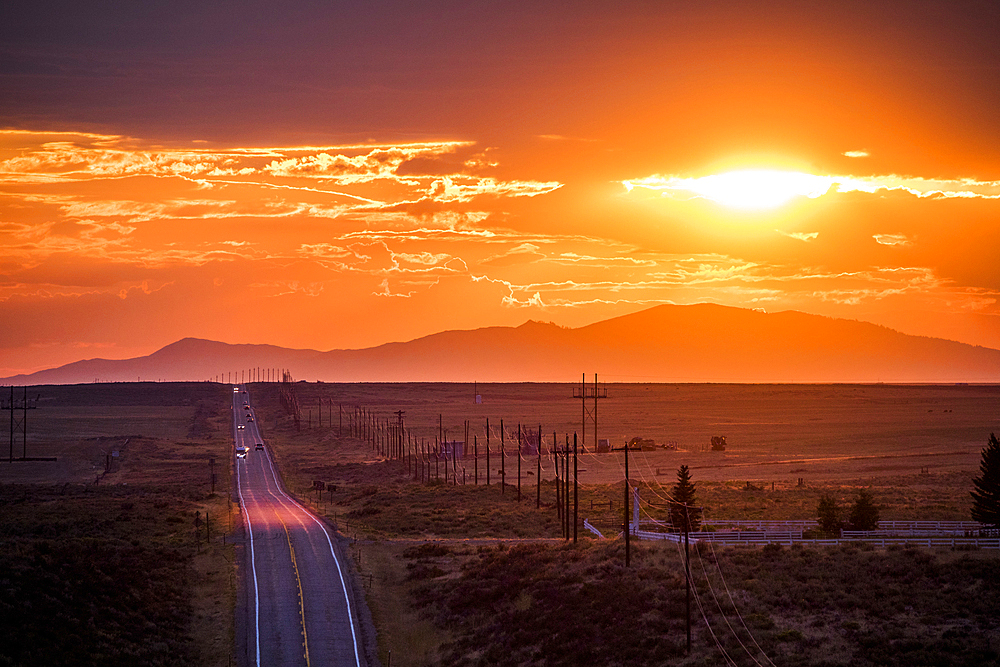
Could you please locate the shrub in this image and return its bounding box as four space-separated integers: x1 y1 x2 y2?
817 494 843 535
848 488 880 531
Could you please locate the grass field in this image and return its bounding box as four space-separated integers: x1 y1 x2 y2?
3 380 998 666
0 382 235 667
241 380 1000 667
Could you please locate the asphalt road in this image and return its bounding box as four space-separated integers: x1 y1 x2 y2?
232 386 365 667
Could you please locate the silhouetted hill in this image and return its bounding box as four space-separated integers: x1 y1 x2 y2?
5 304 1000 384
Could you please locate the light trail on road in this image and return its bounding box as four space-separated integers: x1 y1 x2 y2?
232 386 364 667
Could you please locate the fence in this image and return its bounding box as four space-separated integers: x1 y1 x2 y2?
631 524 1000 549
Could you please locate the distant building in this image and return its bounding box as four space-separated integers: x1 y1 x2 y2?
440 440 465 458
521 429 542 455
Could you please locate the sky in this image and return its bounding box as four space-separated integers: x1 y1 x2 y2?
2 0 1000 377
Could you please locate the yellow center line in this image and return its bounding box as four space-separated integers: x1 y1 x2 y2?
276 510 311 667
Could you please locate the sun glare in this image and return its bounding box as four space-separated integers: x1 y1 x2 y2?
671 170 838 209
623 169 879 210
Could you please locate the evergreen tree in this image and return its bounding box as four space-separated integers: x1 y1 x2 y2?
816 494 842 536
971 433 1000 528
670 465 701 532
848 488 880 531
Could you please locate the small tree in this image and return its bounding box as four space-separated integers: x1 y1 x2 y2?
816 494 842 536
670 465 701 532
971 433 1000 528
848 488 880 531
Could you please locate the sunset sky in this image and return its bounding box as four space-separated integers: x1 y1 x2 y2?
2 1 1000 377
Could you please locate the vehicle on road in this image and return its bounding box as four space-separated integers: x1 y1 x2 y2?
238 424 245 430
255 443 264 451
236 445 247 459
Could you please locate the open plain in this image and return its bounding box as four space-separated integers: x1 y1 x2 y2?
2 381 1000 666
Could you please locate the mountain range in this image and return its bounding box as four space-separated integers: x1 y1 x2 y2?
5 304 1000 385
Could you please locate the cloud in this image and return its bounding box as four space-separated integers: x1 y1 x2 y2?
263 145 459 184
481 243 547 267
843 150 869 158
623 170 1000 207
873 233 910 246
777 229 819 242
425 177 563 203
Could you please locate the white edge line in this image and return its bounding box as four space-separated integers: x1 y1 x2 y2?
234 397 261 667
260 446 363 667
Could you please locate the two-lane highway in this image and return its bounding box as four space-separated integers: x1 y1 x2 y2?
232 386 365 666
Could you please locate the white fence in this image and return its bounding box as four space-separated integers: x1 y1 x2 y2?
635 530 1000 549
600 518 1000 549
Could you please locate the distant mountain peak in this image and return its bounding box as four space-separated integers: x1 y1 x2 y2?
5 304 1000 384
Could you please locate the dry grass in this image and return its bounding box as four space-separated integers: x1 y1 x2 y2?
11 381 992 665
242 380 999 667
0 382 235 667
356 541 450 667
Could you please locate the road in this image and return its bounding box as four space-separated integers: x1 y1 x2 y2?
232 386 366 667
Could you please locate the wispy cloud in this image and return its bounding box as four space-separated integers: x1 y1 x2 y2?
777 229 819 242
622 170 1000 206
873 233 910 246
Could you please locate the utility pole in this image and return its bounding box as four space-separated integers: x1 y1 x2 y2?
395 410 405 461
500 419 505 495
554 432 561 524
564 435 570 540
517 424 522 502
685 503 691 653
573 432 578 543
486 418 490 486
611 441 631 566
536 423 541 509
571 372 607 448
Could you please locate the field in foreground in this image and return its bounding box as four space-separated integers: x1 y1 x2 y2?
0 382 235 667
245 380 1000 667
3 381 999 666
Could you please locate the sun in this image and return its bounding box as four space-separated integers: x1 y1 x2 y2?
624 169 857 210
681 170 836 209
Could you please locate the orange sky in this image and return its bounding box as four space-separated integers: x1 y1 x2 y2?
2 1 1000 376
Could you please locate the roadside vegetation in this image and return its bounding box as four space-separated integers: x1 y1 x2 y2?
243 381 996 667
403 540 1000 667
9 381 992 666
0 382 234 667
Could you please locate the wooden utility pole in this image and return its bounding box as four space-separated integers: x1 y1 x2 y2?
685 503 691 653
517 423 522 502
564 435 570 540
620 442 630 566
565 437 571 540
500 420 505 495
554 433 561 523
573 432 578 543
536 423 541 509
395 411 405 461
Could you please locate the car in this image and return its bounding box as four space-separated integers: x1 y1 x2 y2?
247 415 253 422
237 424 245 430
255 443 264 451
236 446 247 459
